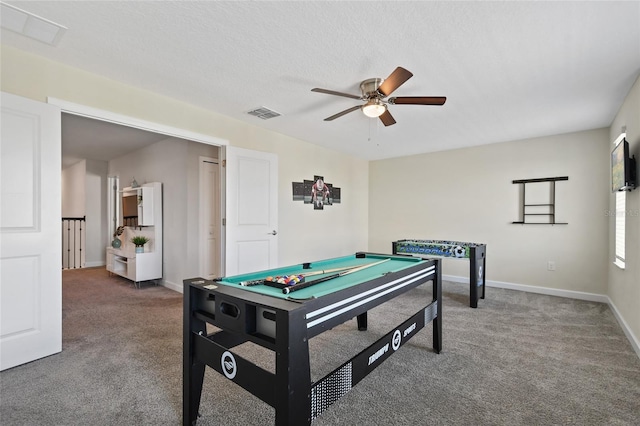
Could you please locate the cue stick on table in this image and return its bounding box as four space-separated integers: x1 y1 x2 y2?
238 263 379 287
282 258 391 294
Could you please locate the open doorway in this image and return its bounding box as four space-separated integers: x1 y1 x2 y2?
60 108 225 290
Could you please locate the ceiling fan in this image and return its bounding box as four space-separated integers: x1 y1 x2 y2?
311 66 446 127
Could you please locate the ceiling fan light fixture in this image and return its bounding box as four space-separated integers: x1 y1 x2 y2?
362 100 386 118
312 66 445 125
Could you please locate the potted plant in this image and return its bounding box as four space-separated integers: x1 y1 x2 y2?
131 235 150 253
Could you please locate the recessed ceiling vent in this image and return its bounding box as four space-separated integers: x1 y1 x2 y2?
247 107 281 120
1 2 67 46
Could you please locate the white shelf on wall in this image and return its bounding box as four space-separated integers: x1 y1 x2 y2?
512 176 568 225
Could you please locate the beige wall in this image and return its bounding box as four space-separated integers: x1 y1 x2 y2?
3 44 637 348
1 45 369 272
369 128 611 296
61 160 86 217
608 75 640 342
224 127 370 265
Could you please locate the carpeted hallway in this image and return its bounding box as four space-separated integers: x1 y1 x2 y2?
1 267 639 425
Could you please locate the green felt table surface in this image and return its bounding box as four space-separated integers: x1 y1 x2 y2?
217 253 424 300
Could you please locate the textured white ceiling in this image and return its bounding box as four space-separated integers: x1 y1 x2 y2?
3 1 640 161
60 113 169 169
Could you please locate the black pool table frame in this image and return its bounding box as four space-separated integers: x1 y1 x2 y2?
183 252 442 425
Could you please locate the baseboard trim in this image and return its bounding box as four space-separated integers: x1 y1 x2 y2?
443 274 639 359
443 274 609 302
162 279 183 294
606 296 640 359
84 261 106 268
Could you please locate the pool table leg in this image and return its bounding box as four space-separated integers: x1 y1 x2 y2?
481 251 486 300
184 361 205 426
184 285 206 426
433 259 442 354
356 312 368 331
275 308 311 425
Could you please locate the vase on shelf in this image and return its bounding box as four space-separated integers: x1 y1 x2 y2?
111 237 121 249
135 245 144 253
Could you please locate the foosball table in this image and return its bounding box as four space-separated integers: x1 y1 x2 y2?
392 239 486 308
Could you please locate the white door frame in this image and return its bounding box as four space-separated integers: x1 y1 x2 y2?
199 156 222 278
47 98 229 287
47 98 228 148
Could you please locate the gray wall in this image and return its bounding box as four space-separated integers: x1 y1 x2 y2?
85 159 108 267
608 74 640 343
108 137 218 290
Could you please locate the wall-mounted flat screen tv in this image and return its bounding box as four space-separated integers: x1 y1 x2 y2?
611 134 637 192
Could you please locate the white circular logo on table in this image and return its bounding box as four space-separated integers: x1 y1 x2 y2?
392 330 402 351
221 351 237 379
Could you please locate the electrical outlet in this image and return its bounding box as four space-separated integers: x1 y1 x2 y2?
547 261 556 271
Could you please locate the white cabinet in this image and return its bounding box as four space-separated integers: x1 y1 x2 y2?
106 248 162 285
107 182 162 287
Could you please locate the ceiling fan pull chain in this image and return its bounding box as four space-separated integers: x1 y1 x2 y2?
368 116 380 146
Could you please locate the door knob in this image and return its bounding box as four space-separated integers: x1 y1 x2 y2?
269 230 278 235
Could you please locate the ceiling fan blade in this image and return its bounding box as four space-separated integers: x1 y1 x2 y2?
324 105 362 121
312 88 361 100
388 96 447 105
379 110 396 127
377 67 413 97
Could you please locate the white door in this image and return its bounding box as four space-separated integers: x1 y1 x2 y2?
224 146 278 275
200 157 220 279
1 92 62 371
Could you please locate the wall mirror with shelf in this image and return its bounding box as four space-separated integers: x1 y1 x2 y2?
122 192 139 227
120 185 154 227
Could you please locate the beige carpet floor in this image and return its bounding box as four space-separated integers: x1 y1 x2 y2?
1 267 639 425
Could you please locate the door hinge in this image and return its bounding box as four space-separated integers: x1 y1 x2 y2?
222 218 226 226
222 159 226 167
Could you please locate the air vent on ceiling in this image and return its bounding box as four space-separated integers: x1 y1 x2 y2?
247 107 281 120
1 2 67 46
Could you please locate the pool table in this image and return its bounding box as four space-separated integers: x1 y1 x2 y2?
183 252 442 425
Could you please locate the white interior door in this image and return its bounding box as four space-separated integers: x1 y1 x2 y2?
224 146 278 276
200 157 220 279
1 92 62 371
